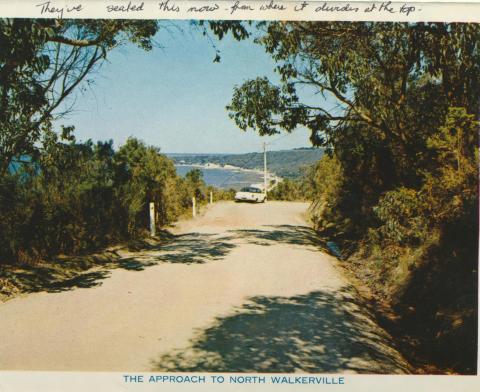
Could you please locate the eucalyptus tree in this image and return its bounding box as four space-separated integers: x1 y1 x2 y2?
218 23 480 374
0 18 158 175
224 22 479 187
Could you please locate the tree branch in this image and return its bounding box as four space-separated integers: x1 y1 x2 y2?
47 35 102 47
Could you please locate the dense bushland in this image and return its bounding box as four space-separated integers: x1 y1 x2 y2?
306 109 478 373
220 22 479 373
267 165 317 201
0 19 232 266
0 136 216 265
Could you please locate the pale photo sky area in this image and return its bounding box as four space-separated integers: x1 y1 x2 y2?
56 21 318 154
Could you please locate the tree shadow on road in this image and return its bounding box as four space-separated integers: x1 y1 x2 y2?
0 267 111 295
229 224 334 252
123 232 237 266
1 232 237 298
0 252 117 297
151 286 411 374
151 233 236 265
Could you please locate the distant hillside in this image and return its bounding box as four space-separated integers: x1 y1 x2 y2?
167 148 324 178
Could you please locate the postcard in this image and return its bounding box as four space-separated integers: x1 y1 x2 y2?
0 1 478 391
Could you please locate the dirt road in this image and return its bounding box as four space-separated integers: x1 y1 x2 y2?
0 201 411 373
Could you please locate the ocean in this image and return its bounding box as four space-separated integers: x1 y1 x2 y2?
175 165 264 190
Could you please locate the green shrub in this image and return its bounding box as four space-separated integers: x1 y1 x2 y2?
373 188 429 246
0 137 215 265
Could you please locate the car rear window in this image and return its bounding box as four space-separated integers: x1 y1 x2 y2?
240 187 262 193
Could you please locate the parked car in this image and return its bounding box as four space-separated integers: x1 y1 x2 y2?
234 187 266 203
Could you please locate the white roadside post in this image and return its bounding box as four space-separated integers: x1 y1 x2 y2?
263 142 268 198
149 202 156 237
192 196 196 218
210 191 213 204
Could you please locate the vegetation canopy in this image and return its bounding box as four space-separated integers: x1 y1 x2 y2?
214 21 479 374
0 19 478 374
0 18 160 175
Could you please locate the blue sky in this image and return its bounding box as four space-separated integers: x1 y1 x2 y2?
57 21 314 154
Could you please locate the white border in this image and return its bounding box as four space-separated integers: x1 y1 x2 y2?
0 1 479 391
0 1 477 22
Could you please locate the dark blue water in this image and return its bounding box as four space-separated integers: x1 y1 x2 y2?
8 160 263 190
175 165 263 190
